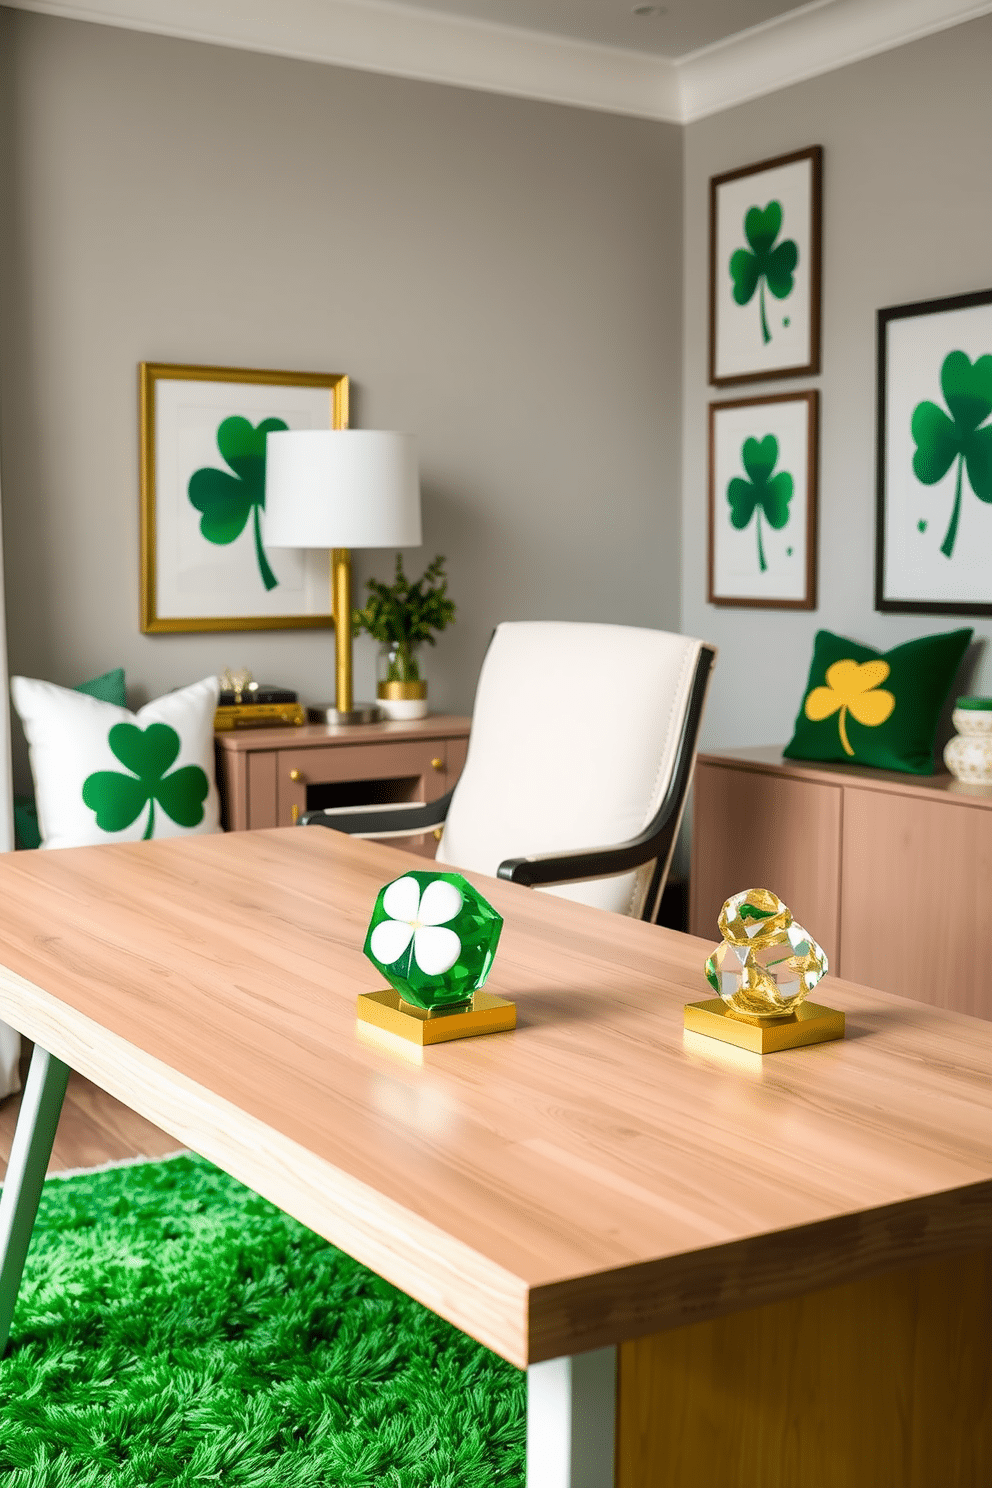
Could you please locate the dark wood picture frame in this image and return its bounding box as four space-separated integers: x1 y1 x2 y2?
709 146 822 388
708 389 819 610
876 287 992 617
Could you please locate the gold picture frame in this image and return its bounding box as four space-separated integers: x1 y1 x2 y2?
140 362 349 633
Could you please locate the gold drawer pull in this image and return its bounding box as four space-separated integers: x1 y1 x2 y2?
433 827 443 842
430 757 443 771
291 804 300 826
289 769 303 782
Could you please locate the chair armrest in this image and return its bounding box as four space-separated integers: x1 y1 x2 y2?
497 819 672 889
300 791 454 838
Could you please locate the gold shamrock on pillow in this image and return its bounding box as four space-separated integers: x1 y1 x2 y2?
803 659 896 757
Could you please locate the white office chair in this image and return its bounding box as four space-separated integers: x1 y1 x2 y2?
303 621 716 922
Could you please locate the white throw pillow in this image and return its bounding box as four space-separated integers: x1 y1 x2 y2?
11 675 222 850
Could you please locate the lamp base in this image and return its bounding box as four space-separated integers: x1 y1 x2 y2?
683 998 845 1054
308 703 382 726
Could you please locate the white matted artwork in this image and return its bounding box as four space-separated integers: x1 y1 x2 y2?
877 288 992 616
140 363 349 632
709 391 818 610
709 147 822 387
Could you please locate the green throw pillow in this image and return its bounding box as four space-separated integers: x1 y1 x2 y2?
783 629 972 775
76 667 127 708
14 669 127 849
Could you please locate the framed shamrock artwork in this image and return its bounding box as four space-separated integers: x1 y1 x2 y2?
708 390 818 609
140 363 349 632
876 287 992 616
709 146 822 387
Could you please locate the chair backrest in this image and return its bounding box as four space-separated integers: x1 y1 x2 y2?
435 621 710 917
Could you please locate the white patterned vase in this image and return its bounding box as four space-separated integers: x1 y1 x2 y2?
944 698 992 784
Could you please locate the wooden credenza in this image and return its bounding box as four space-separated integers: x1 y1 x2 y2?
214 716 471 854
691 745 992 1021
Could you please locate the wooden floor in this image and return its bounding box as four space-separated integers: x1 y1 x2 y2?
0 1040 182 1179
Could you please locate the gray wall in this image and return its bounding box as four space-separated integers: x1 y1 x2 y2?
682 15 992 750
0 9 683 786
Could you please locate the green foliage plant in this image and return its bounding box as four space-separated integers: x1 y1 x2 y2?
727 434 793 572
82 723 209 840
911 349 992 559
729 201 798 345
353 554 456 683
188 416 288 591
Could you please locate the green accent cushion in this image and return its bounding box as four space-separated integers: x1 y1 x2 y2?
14 669 127 849
13 794 42 851
783 628 972 775
76 667 127 708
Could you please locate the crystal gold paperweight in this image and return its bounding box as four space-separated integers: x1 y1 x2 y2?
359 870 514 1046
685 887 843 1055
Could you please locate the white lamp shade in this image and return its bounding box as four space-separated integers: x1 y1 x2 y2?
263 430 422 549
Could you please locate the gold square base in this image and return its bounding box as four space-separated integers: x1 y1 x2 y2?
357 988 516 1046
684 998 845 1054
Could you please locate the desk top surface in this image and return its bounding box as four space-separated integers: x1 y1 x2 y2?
0 828 988 1367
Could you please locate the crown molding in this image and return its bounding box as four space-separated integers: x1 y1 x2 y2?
4 0 992 125
679 0 992 122
0 0 682 121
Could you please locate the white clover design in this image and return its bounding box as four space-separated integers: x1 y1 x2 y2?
369 876 463 977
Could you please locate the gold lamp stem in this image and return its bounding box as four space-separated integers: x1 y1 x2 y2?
331 547 353 715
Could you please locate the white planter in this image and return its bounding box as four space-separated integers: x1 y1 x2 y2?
378 695 429 721
944 701 992 784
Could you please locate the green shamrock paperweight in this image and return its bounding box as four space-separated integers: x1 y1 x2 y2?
358 871 515 1046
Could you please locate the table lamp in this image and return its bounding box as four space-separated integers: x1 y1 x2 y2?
264 430 422 724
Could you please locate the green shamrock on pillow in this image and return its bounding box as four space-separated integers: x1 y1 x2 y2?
729 201 798 346
82 724 209 841
188 416 288 591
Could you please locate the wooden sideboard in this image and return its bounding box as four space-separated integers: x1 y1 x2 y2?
214 717 471 854
691 745 992 1021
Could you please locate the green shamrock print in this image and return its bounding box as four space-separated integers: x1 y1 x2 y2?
82 723 209 841
188 416 288 591
729 201 799 345
727 434 793 573
911 350 992 559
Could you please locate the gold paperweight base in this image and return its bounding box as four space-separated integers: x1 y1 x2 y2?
357 988 516 1046
684 998 845 1054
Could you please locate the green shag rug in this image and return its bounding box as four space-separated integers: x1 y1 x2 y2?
0 1154 525 1487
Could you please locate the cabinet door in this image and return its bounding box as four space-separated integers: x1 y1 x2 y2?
841 787 992 1019
690 762 842 961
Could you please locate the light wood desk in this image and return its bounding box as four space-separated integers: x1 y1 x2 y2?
0 828 989 1486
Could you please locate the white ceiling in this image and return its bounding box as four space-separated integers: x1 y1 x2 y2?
6 0 992 121
372 0 816 60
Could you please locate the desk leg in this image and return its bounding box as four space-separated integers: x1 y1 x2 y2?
527 1346 616 1487
0 1044 70 1353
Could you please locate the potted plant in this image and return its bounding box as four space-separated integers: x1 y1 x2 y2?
353 554 456 720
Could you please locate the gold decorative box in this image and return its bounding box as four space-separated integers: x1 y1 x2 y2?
214 703 306 731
